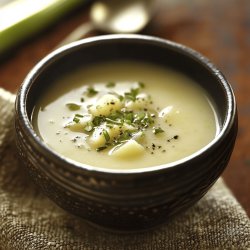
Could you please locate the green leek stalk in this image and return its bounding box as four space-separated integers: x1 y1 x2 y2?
0 0 86 54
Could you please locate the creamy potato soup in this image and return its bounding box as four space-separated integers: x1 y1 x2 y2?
32 61 219 170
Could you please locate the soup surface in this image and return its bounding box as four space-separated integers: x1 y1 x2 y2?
32 61 219 170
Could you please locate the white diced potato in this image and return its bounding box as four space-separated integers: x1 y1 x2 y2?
89 127 106 148
89 94 122 116
158 106 173 118
65 115 92 132
106 125 121 140
125 93 149 110
110 140 144 158
89 125 121 148
159 106 180 124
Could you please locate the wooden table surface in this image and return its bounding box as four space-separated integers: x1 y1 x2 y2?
0 0 249 216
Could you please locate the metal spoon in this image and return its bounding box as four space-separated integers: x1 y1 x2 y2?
57 0 153 47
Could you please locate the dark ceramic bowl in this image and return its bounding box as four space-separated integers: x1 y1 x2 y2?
15 34 237 231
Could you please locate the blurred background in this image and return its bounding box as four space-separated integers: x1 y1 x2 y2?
0 0 249 216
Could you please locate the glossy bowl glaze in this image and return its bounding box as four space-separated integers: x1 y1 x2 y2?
15 34 237 231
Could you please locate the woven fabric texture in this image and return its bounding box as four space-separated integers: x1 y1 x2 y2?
0 88 249 250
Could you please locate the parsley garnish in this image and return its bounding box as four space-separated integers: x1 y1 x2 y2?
153 127 165 134
103 130 110 142
138 82 145 88
73 117 80 123
75 114 83 117
72 114 84 123
106 118 123 125
106 82 116 88
124 88 140 101
92 116 105 126
85 87 98 97
96 146 107 152
66 103 81 111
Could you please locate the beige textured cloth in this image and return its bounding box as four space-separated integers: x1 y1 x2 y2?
0 88 249 250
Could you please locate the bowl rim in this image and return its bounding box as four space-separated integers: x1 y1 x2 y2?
16 34 237 175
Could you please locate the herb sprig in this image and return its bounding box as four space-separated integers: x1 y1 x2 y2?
85 87 98 97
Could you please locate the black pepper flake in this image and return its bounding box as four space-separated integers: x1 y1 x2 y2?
162 150 166 153
174 135 179 140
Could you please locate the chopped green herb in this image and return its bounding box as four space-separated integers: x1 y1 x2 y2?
125 88 139 101
73 117 80 123
66 103 81 111
124 112 133 124
85 87 98 97
133 112 154 128
96 146 107 152
138 82 145 88
92 116 105 126
117 130 131 143
103 130 110 142
72 114 84 123
106 117 123 125
106 82 116 88
134 112 146 122
153 127 165 134
75 114 83 118
118 95 124 102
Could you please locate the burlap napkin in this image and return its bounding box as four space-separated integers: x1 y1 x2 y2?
0 88 249 250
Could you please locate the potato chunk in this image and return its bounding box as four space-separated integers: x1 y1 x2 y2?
65 115 92 132
110 140 144 158
159 106 181 124
125 93 150 110
89 125 120 148
89 94 122 116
